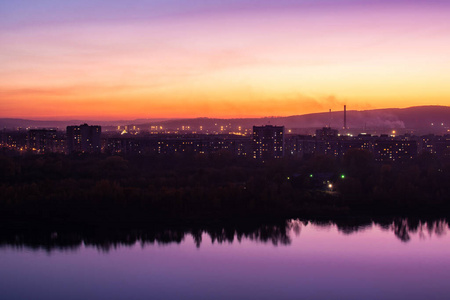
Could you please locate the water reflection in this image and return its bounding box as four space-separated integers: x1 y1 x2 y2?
0 217 448 252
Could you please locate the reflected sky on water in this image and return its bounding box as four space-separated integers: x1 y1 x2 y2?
1 219 449 300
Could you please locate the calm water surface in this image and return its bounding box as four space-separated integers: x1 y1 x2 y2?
1 219 449 300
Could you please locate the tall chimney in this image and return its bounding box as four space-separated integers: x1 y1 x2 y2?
344 105 347 129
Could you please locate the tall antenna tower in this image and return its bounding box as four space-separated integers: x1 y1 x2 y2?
344 105 347 129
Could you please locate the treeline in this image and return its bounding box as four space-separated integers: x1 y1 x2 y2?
335 149 450 213
0 149 450 224
0 151 339 222
0 217 447 252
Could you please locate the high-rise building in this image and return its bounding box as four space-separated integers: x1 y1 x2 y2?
28 129 63 153
252 125 284 159
66 124 101 153
373 140 417 162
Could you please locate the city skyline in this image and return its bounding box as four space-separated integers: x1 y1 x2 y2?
1 0 450 120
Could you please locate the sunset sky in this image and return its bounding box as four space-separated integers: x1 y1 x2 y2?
1 0 450 120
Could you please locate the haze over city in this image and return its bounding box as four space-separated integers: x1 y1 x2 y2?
2 0 450 120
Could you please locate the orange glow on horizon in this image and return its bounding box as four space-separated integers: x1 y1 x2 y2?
1 4 450 120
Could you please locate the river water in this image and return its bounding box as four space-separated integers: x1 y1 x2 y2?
1 218 449 300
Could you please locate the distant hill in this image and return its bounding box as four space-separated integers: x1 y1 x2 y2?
279 106 450 130
134 105 450 134
0 118 168 130
1 106 449 134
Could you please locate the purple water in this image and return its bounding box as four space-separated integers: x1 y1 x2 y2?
1 220 449 300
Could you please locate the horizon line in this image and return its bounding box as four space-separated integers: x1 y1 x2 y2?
1 105 449 122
